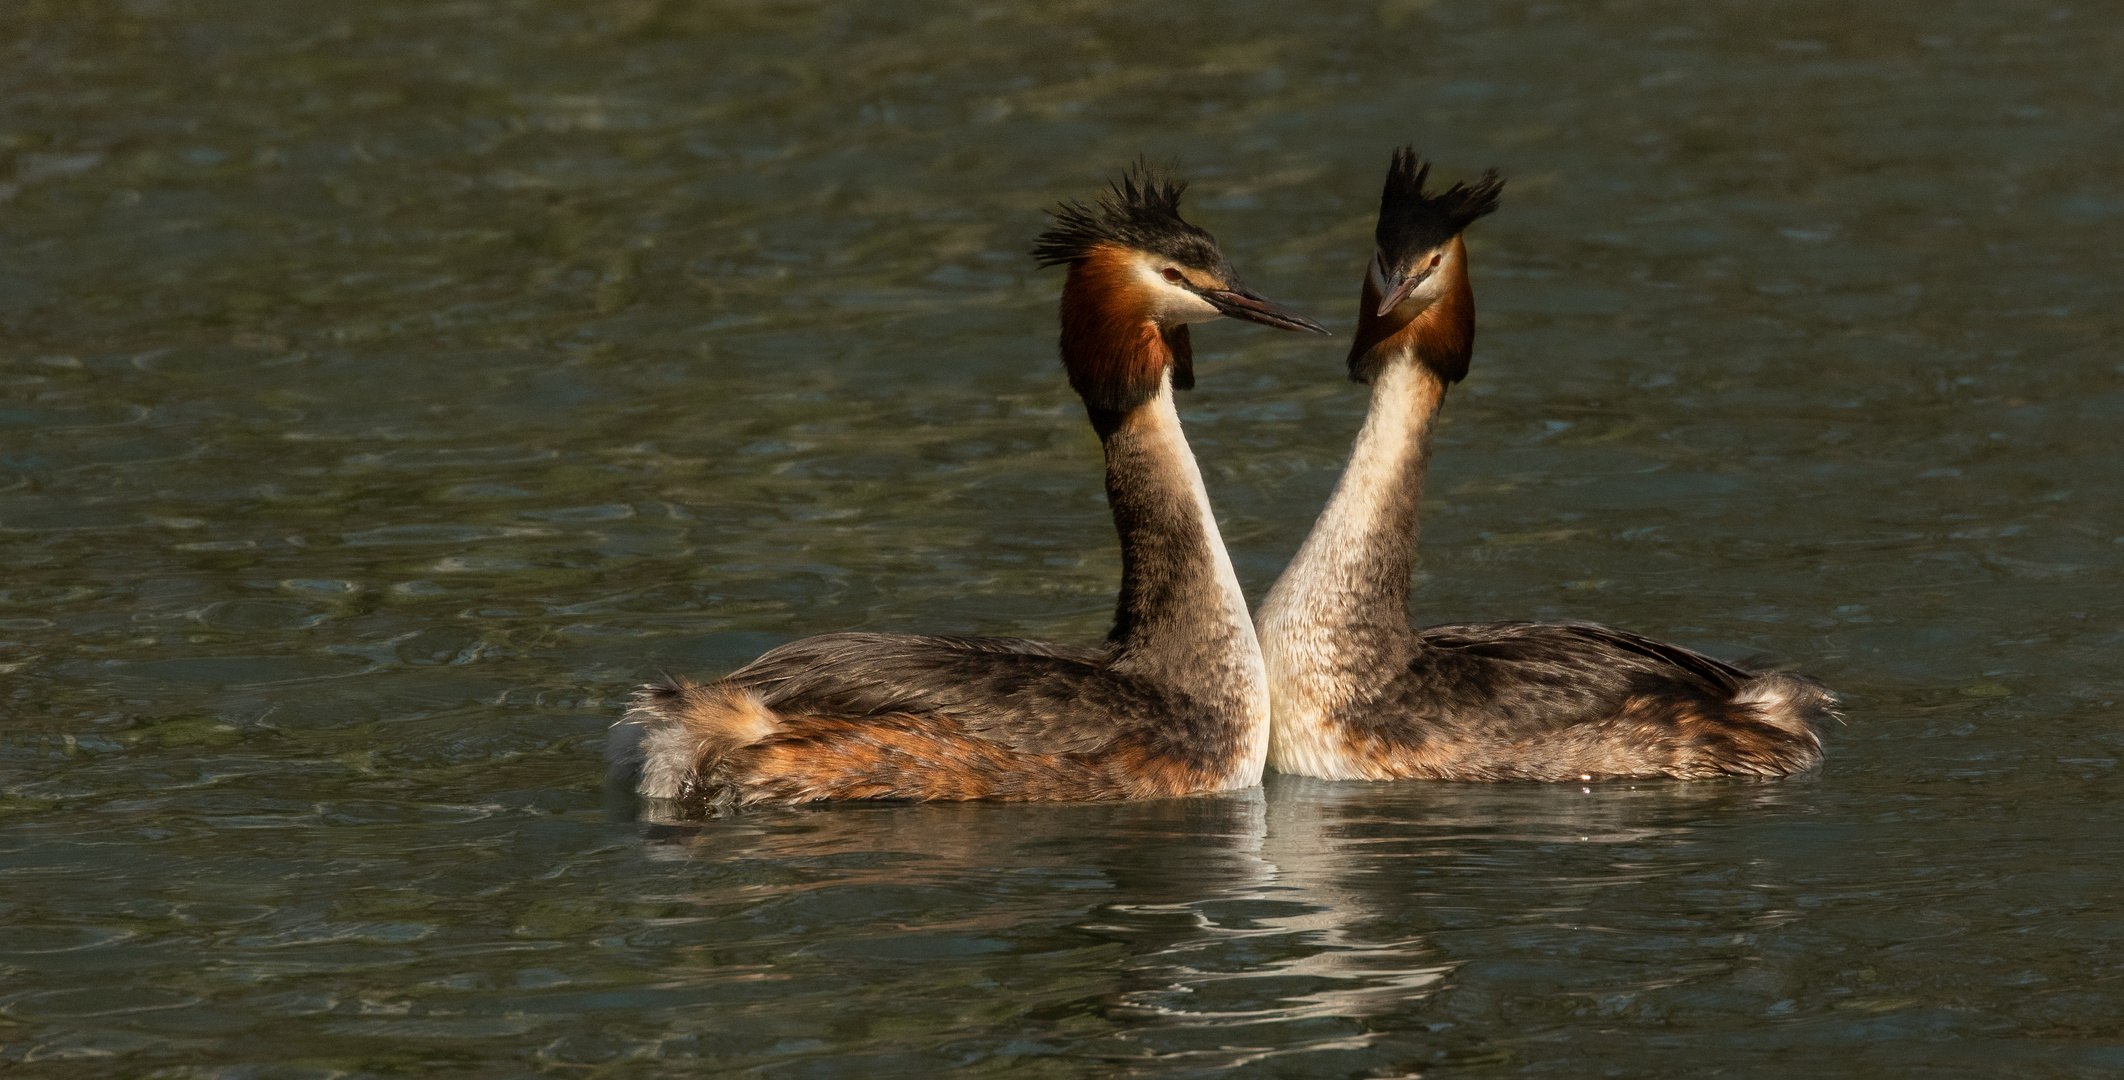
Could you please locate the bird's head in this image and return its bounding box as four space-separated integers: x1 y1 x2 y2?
1035 165 1327 415
1369 148 1503 319
1348 149 1504 385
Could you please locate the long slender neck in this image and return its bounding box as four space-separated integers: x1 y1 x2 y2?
1059 267 1267 783
1060 249 1244 675
1092 376 1264 716
1260 360 1446 642
1257 236 1470 717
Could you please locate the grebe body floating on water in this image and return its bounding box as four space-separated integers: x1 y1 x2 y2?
612 167 1328 810
1255 149 1834 783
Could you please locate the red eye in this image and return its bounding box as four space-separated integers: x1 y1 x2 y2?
1161 268 1184 283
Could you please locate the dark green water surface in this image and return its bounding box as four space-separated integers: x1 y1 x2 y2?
4 1 2122 1076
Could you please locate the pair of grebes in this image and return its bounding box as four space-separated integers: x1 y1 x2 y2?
610 149 1837 810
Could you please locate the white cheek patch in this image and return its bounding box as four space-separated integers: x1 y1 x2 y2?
1131 257 1223 325
1374 248 1454 312
1410 264 1450 304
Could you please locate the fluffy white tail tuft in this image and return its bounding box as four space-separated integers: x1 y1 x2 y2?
608 678 782 799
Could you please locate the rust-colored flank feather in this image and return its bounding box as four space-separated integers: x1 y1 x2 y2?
619 674 1215 807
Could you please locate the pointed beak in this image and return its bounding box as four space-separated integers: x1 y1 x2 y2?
1200 285 1331 335
1368 251 1425 317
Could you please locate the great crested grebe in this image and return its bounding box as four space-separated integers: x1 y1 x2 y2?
611 167 1328 809
1254 149 1835 782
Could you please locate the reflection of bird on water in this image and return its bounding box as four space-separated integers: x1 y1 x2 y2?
1256 148 1836 783
1090 779 1453 1038
610 167 1327 811
632 788 1453 1055
622 766 1822 1069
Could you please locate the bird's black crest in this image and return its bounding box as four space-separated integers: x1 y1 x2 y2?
1032 162 1227 272
1375 147 1504 265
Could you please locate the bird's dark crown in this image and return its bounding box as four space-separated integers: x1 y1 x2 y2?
1375 147 1503 266
1032 163 1230 275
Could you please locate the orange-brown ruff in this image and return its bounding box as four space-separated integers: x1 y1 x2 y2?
612 168 1327 811
1059 243 1201 408
1254 149 1835 783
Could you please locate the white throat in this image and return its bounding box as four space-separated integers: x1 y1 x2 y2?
1255 361 1440 779
1137 376 1272 787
